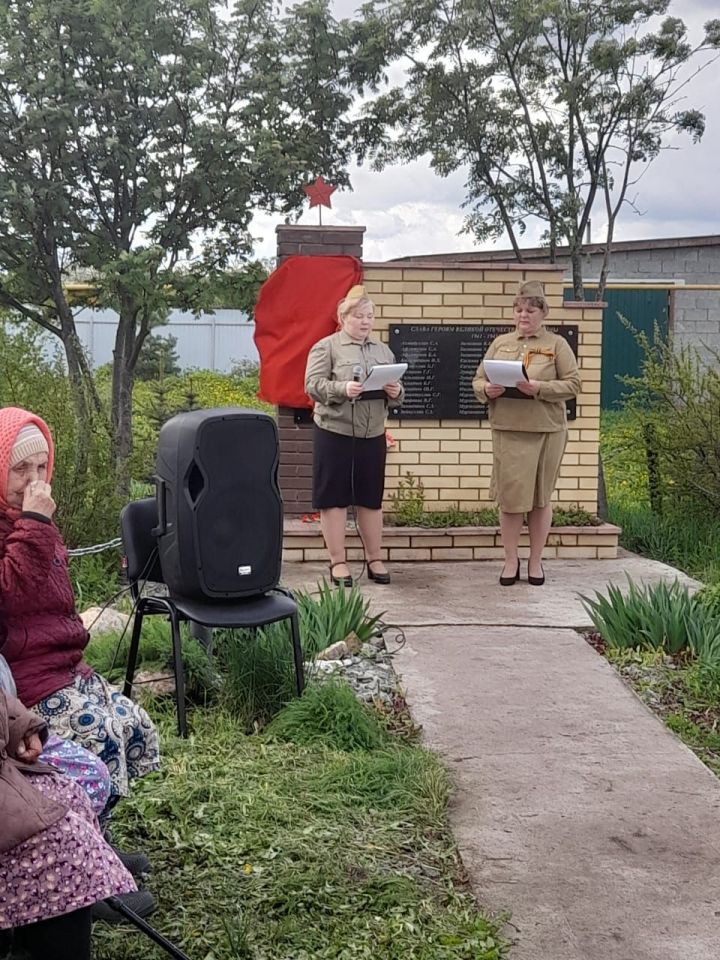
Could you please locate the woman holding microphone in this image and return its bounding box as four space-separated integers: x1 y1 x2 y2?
305 285 403 586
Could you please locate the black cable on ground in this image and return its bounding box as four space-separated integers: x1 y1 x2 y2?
106 547 161 676
348 398 369 585
375 620 407 656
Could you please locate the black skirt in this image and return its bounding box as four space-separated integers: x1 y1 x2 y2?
312 425 387 510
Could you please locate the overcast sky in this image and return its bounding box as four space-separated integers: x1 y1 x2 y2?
249 0 720 262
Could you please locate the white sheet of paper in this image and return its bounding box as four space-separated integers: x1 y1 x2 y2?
483 359 528 388
362 363 408 391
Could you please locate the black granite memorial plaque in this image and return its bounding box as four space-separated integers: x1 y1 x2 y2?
388 324 578 420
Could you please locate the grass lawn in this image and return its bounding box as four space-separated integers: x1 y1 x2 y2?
94 702 507 960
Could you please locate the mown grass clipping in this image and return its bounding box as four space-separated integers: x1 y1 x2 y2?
95 705 507 960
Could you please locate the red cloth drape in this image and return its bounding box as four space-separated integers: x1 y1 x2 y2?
254 255 363 408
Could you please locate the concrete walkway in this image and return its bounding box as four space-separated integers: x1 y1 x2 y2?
281 554 720 960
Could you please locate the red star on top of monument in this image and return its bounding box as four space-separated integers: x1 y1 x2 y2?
303 175 336 209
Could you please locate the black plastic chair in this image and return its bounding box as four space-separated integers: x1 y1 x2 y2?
120 498 304 737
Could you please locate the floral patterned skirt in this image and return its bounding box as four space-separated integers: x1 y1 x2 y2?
39 734 111 818
0 774 135 929
35 672 160 800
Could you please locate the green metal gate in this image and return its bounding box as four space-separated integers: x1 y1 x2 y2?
564 287 669 409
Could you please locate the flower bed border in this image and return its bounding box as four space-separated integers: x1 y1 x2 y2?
283 520 621 563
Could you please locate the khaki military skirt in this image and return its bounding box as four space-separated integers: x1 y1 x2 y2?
490 429 567 514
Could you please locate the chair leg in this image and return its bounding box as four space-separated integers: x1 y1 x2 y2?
168 610 188 739
289 612 304 697
103 897 192 960
123 608 145 699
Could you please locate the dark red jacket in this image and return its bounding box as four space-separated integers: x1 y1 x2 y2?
0 510 91 707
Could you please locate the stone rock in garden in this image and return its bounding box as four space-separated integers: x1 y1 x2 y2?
81 606 130 637
307 659 343 675
317 641 349 661
344 631 363 655
132 671 176 696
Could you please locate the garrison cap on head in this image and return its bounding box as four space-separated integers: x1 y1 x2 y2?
345 284 367 301
337 283 371 324
516 280 548 307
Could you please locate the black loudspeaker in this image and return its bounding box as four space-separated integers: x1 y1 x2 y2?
154 408 283 600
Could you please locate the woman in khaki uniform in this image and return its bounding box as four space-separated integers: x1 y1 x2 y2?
305 285 404 586
472 281 580 586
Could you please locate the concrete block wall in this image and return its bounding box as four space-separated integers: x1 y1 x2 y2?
363 262 603 515
576 243 720 284
569 243 720 363
673 289 720 360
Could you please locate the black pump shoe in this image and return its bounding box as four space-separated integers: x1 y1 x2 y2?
528 565 545 586
92 890 156 924
367 560 391 584
329 563 353 587
499 562 521 586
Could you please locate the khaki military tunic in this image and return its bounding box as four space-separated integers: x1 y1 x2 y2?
471 326 581 513
305 331 404 438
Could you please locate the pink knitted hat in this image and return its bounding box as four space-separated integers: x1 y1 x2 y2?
0 407 55 510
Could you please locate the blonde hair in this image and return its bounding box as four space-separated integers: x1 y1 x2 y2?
337 294 374 325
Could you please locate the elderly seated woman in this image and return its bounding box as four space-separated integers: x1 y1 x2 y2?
0 689 137 959
0 653 153 901
0 407 159 809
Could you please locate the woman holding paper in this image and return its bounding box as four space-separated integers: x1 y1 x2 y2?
472 280 580 586
305 284 404 586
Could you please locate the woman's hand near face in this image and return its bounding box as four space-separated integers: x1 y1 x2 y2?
516 379 541 396
384 382 401 399
345 381 364 399
16 732 43 763
485 384 506 399
22 480 56 518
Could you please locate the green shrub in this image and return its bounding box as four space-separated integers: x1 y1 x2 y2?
216 582 384 729
551 505 601 527
215 622 307 730
621 331 720 512
0 317 119 548
84 618 218 701
297 580 384 647
266 680 391 752
388 475 599 528
389 471 426 525
70 552 122 611
694 582 720 618
132 368 272 480
580 577 697 654
608 501 720 584
683 659 720 703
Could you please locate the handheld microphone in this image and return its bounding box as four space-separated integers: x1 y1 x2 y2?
351 364 363 404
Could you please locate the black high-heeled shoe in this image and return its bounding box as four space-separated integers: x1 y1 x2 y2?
329 563 353 587
528 565 545 586
367 559 391 584
499 562 521 586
